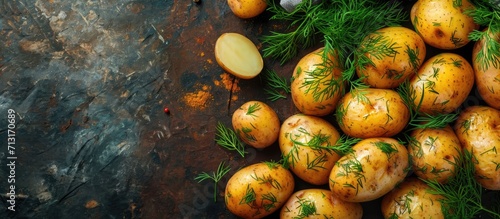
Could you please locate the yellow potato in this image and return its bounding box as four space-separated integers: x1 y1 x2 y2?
356 26 426 88
281 189 363 219
410 0 478 49
225 162 295 218
408 125 461 184
279 114 341 185
381 177 444 219
336 88 410 138
329 138 409 202
454 106 500 190
215 33 263 79
409 53 474 115
472 28 500 110
232 100 280 149
291 47 344 116
227 0 267 19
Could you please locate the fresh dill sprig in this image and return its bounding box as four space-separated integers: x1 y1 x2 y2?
466 0 500 71
262 69 291 101
396 80 458 131
263 0 407 64
194 161 231 202
215 122 246 157
423 150 500 219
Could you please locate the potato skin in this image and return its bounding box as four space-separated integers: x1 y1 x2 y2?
227 0 267 19
232 101 280 149
454 106 500 190
291 48 344 116
410 0 478 49
336 88 410 138
281 189 363 219
472 29 500 110
224 162 295 218
409 53 474 115
381 177 444 219
279 114 341 185
357 26 426 88
409 125 461 184
329 138 409 202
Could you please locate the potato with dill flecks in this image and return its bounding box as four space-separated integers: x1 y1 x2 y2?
291 47 344 116
329 138 409 202
408 53 474 115
224 162 294 218
410 0 478 49
472 28 500 110
408 125 462 184
280 189 363 219
232 101 280 149
381 177 445 219
335 88 410 138
279 114 342 185
356 26 426 89
454 106 500 190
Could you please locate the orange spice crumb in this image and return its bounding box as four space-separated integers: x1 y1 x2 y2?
85 200 99 209
182 85 213 109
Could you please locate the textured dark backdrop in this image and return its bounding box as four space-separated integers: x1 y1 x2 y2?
0 0 498 218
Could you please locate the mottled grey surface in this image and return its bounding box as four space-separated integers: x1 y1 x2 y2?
1 0 170 218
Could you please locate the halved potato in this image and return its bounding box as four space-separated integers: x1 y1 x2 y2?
215 33 263 79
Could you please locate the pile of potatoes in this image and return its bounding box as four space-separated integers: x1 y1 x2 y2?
218 0 500 218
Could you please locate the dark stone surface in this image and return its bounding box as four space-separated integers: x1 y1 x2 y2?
0 0 498 219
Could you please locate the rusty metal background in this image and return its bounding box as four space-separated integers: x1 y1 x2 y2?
0 0 498 218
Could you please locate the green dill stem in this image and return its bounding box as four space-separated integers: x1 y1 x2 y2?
194 161 231 202
215 122 246 157
423 150 500 219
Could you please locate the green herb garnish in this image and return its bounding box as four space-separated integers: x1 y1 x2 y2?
194 161 231 202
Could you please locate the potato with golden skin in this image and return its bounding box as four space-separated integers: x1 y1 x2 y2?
409 53 474 115
281 189 363 219
279 114 341 185
381 177 445 219
336 88 410 138
227 0 267 19
454 106 500 190
408 125 462 184
291 48 344 116
410 0 478 49
356 26 426 88
232 101 280 149
472 28 500 110
329 138 409 202
224 162 295 218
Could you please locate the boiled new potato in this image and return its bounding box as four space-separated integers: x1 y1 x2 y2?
281 189 363 219
291 47 344 116
381 177 444 219
227 0 267 19
232 101 280 149
335 88 410 138
408 125 461 184
215 33 263 79
329 138 409 202
408 53 474 115
356 26 426 88
279 114 341 185
225 162 294 218
472 28 500 110
454 106 500 190
410 0 478 49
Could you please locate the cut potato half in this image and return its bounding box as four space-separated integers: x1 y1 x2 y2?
215 33 263 79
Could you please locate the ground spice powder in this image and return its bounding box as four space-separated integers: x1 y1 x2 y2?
182 84 212 109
